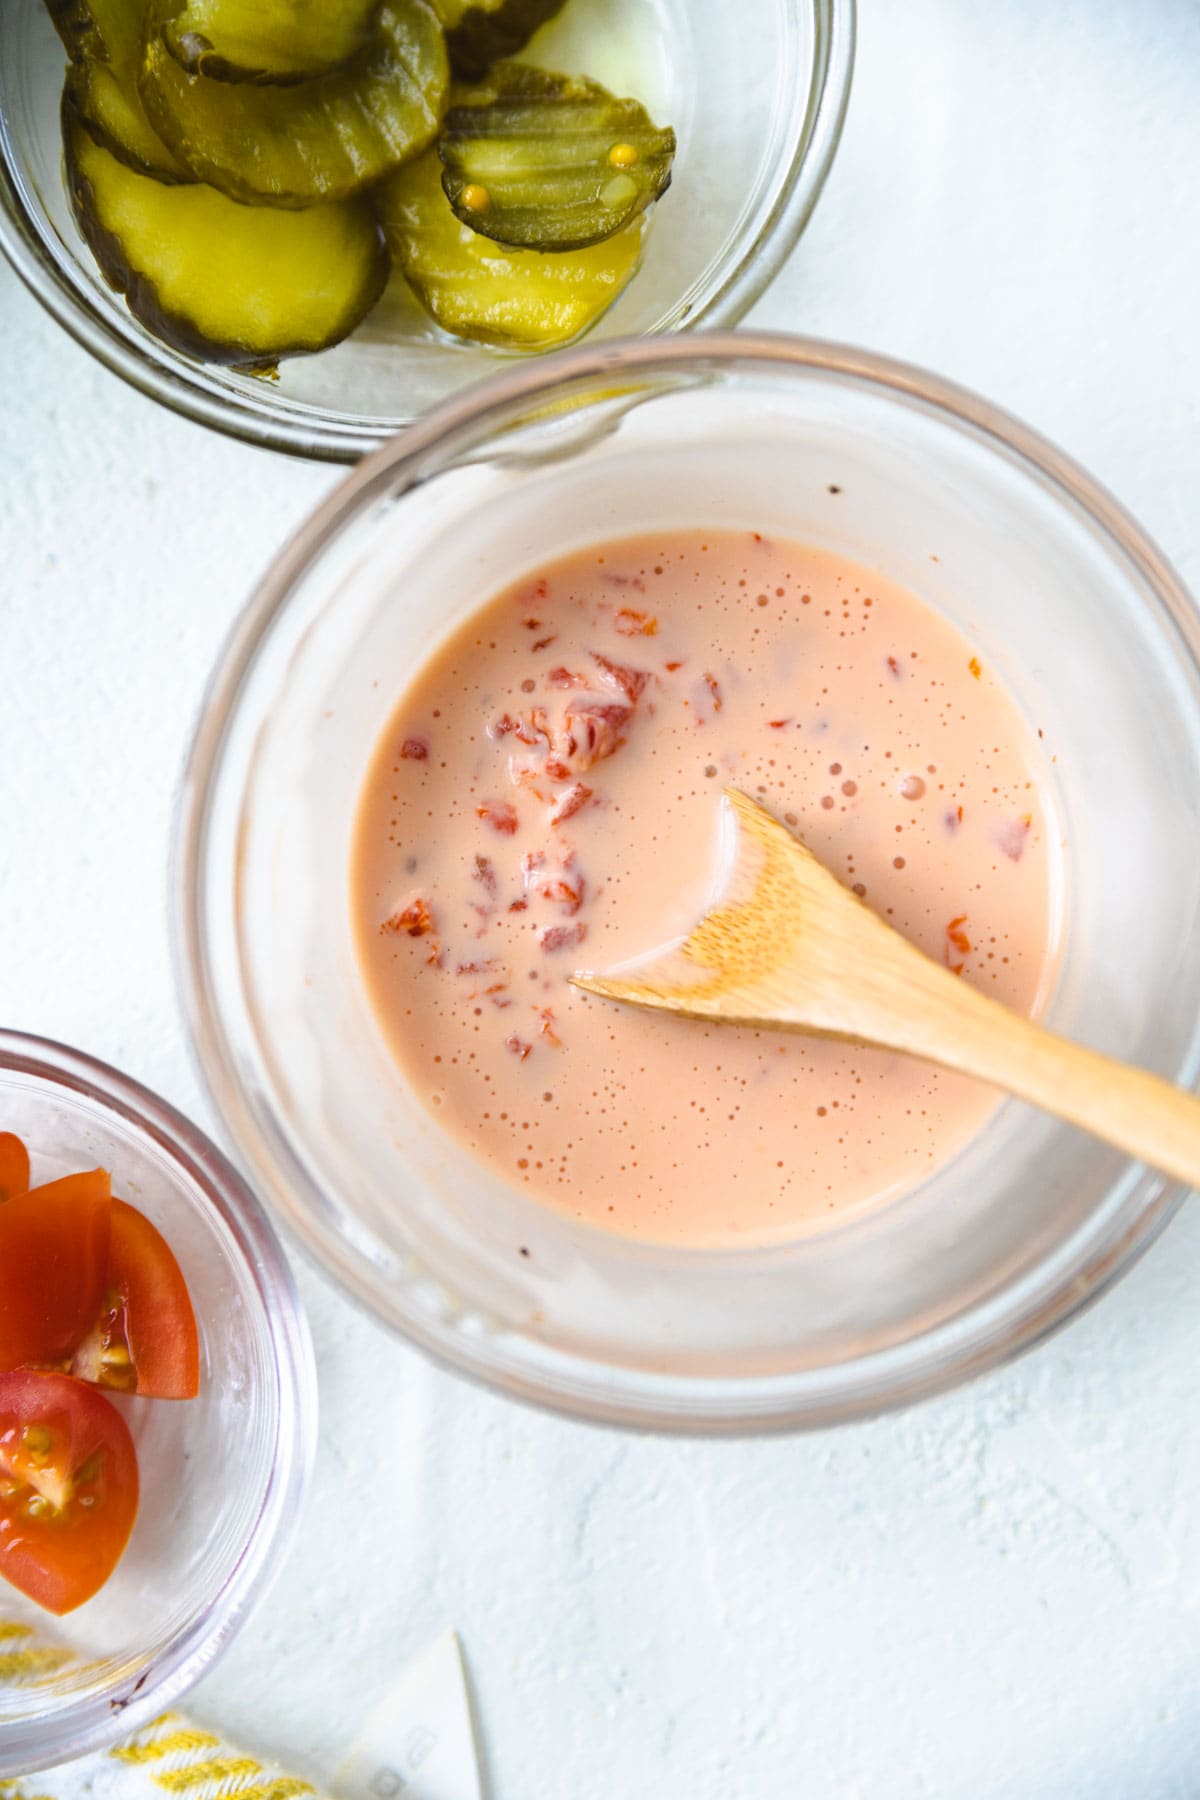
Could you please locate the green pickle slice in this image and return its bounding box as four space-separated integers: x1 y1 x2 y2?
377 145 644 348
162 0 380 85
65 101 388 364
438 64 675 251
429 0 567 80
140 0 450 206
44 0 193 181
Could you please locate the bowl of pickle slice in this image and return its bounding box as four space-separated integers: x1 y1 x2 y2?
0 0 854 458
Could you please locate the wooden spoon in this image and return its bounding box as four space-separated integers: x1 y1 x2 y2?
570 788 1200 1188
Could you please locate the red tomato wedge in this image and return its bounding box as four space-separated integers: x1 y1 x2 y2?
0 1371 139 1614
0 1132 30 1202
0 1171 111 1373
71 1200 200 1400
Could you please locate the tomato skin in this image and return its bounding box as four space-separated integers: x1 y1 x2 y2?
0 1132 30 1202
0 1171 111 1373
0 1371 139 1614
71 1201 200 1401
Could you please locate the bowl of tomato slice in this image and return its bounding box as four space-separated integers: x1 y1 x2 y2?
0 1029 316 1775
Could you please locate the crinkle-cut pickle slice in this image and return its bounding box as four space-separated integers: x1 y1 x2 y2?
429 0 567 80
162 0 380 85
44 0 193 180
439 64 675 251
139 0 449 205
377 145 644 348
66 105 388 365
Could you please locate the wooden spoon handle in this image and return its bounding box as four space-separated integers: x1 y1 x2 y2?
900 973 1200 1189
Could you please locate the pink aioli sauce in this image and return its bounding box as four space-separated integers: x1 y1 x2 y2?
351 531 1060 1245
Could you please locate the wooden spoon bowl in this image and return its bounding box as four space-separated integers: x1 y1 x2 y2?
572 789 1200 1189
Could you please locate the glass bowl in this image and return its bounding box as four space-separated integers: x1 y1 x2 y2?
175 331 1200 1434
0 0 853 463
0 1030 316 1775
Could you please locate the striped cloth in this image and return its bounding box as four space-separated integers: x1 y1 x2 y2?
0 1618 481 1800
2 1716 316 1800
0 1620 320 1800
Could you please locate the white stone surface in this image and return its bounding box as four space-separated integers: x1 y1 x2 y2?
3 1 1200 1794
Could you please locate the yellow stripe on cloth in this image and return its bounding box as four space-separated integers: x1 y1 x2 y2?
0 1649 75 1681
150 1760 266 1792
110 1721 224 1764
0 1619 90 1685
217 1782 313 1800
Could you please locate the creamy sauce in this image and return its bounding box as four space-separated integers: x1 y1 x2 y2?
351 531 1060 1245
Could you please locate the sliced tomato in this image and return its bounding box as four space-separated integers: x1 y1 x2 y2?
0 1132 30 1202
0 1170 111 1373
71 1200 200 1401
0 1370 139 1614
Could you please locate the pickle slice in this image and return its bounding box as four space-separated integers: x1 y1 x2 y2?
45 0 193 181
65 102 388 364
140 0 450 206
438 65 675 251
44 0 108 58
377 145 643 348
429 0 567 80
162 0 379 84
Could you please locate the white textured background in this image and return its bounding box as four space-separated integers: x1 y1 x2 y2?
3 1 1200 1794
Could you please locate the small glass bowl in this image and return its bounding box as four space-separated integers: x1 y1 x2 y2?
0 1030 316 1776
0 0 853 462
175 332 1200 1434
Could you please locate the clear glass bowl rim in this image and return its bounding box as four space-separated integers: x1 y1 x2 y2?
0 1027 318 1774
174 329 1200 1435
0 0 855 464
